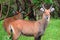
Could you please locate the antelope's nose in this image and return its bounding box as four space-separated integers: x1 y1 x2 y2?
46 16 48 19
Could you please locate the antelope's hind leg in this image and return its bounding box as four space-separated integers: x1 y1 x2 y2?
12 32 21 40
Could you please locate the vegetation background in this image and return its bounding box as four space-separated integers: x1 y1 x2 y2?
0 0 60 40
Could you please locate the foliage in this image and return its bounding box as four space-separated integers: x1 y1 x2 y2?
0 0 60 20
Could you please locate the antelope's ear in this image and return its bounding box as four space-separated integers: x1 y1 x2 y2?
40 8 45 12
50 8 55 12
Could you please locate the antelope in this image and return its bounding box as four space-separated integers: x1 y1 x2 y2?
3 10 23 37
9 5 54 40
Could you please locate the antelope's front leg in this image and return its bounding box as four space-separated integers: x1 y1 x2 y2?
34 35 42 40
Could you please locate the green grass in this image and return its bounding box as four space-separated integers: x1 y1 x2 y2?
0 19 60 40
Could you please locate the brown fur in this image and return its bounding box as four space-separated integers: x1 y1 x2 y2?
3 11 23 36
9 9 51 40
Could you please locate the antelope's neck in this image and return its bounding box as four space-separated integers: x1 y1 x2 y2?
41 17 49 30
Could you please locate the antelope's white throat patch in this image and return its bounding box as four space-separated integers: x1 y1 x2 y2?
47 18 50 22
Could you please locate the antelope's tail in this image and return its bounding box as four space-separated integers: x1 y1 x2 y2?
9 24 14 39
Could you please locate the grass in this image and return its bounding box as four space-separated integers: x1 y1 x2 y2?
0 19 60 40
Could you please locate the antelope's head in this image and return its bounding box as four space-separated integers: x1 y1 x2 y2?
40 4 55 22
